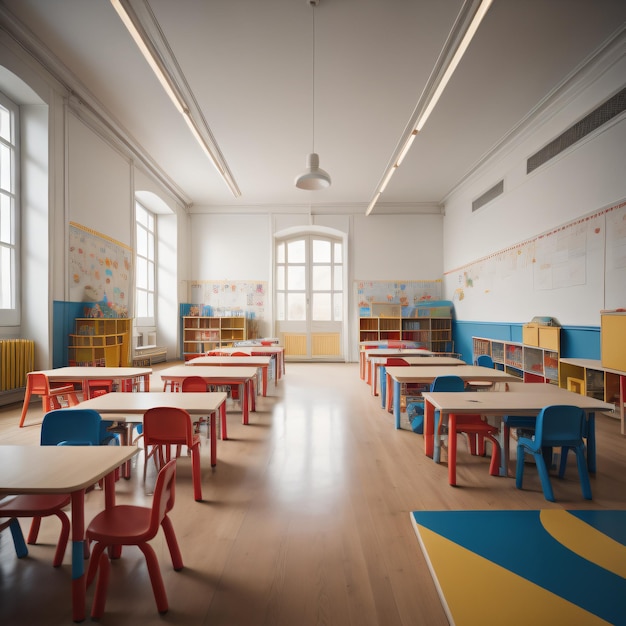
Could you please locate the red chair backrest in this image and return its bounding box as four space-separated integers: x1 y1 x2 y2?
150 459 177 536
28 372 52 394
386 358 409 366
143 407 194 448
231 352 249 356
181 376 208 392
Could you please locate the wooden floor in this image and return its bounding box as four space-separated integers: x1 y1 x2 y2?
1 361 625 625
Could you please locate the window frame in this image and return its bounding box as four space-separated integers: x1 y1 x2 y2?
0 91 20 326
134 200 156 327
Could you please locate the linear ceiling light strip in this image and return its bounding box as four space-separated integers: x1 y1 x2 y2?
111 0 241 198
365 0 493 215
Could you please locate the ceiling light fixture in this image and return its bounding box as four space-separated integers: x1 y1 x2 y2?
365 0 493 215
110 0 241 197
295 0 331 191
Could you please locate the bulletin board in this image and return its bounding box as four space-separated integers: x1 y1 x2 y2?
189 280 267 319
68 222 132 317
355 280 442 314
444 200 626 324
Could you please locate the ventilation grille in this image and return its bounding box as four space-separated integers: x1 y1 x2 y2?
472 180 504 212
527 87 626 174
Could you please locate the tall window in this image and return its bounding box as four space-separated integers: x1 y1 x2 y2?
0 92 19 324
135 202 155 324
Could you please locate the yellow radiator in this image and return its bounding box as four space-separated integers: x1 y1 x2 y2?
284 334 307 357
312 333 341 357
0 339 35 391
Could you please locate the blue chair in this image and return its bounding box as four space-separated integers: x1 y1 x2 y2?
41 408 119 446
515 404 592 502
475 354 494 368
0 517 28 559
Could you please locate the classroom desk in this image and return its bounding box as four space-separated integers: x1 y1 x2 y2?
186 355 274 396
373 356 465 401
385 365 518 431
0 445 137 622
363 348 435 387
211 346 285 380
358 341 424 379
20 367 153 428
77 391 228 469
421 387 615 485
159 365 257 424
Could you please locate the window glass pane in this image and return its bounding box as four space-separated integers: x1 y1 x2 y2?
136 204 148 227
333 293 343 320
136 256 147 289
147 292 154 318
312 265 330 290
333 265 342 289
287 239 305 263
334 242 342 263
136 226 147 257
276 242 285 263
276 265 285 290
0 144 10 192
312 239 330 263
0 194 12 245
287 265 305 290
276 292 285 321
147 260 154 291
0 245 12 308
147 231 154 258
287 293 306 321
0 106 10 142
312 293 331 321
136 291 147 318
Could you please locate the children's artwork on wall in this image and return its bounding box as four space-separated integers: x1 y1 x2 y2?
355 280 442 316
68 222 132 318
187 280 267 319
444 199 626 324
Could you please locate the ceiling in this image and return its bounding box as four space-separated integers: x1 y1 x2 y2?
1 0 625 215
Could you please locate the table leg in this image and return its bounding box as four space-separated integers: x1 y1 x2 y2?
261 366 267 396
250 379 256 412
433 409 442 464
220 402 228 440
210 410 216 467
424 400 434 458
372 364 378 396
587 412 596 474
394 379 402 429
448 414 457 486
380 367 387 408
242 383 249 425
70 489 86 622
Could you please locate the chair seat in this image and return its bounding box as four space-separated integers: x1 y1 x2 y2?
87 505 152 544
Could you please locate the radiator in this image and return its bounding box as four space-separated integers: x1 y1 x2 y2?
312 333 341 357
0 339 35 391
283 334 307 357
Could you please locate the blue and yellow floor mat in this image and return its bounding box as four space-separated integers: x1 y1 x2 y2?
410 509 626 625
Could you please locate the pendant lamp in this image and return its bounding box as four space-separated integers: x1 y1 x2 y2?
295 0 331 190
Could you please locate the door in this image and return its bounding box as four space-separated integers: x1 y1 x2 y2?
275 233 344 361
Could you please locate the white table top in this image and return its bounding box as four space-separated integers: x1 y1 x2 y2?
0 445 137 495
386 365 518 383
211 346 284 354
365 349 435 358
370 356 465 366
421 388 615 415
76 391 227 418
160 365 258 381
187 355 272 366
37 366 152 379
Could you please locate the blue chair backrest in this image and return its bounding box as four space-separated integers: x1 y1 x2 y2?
476 354 494 368
534 405 586 447
430 375 465 392
41 409 103 446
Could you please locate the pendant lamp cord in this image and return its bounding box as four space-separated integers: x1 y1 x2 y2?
311 4 316 154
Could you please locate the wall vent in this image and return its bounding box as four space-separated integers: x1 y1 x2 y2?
527 87 626 174
472 180 504 212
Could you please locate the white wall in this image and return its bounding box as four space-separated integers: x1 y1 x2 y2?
442 39 626 326
189 210 444 360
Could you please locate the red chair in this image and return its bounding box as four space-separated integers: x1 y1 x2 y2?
181 375 228 441
85 379 114 398
0 494 71 566
19 372 80 427
431 375 501 485
142 407 203 501
85 459 183 618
